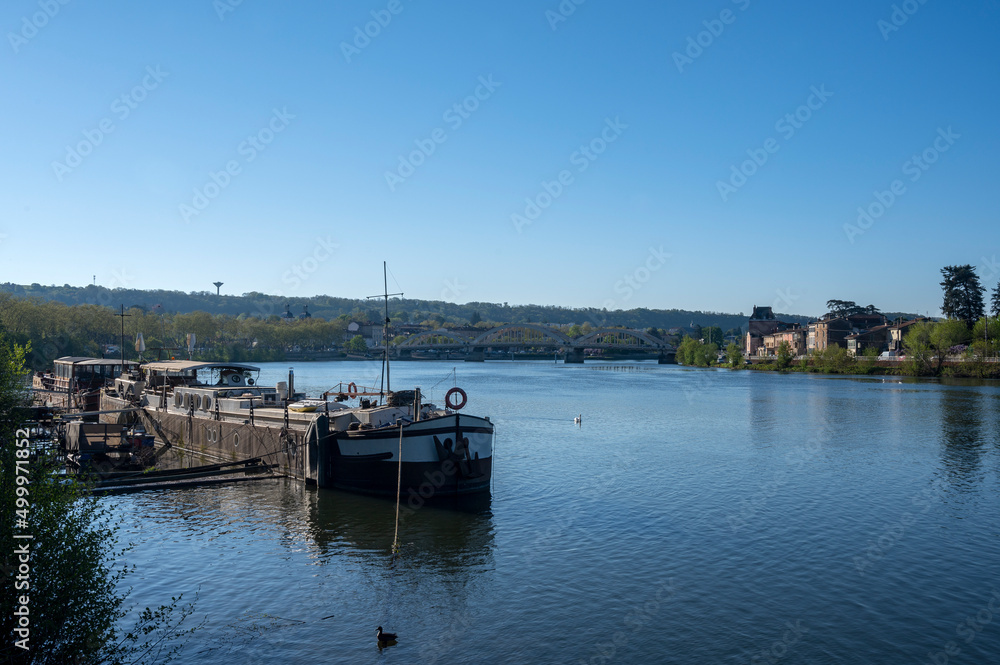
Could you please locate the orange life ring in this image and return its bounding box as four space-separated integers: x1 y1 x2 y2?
445 387 467 410
347 382 358 398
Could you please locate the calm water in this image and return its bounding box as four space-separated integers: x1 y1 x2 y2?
110 361 1000 664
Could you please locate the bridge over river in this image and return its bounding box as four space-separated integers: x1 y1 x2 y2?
375 324 676 363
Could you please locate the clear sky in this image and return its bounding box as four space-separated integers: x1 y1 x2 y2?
2 0 998 318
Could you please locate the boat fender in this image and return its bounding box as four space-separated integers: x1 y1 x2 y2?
203 395 212 411
347 382 358 398
445 387 467 410
174 392 183 407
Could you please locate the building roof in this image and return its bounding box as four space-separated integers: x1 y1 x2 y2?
141 360 260 374
889 317 930 330
55 356 138 366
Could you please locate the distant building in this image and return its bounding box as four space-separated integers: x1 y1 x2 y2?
745 305 789 357
845 323 892 357
808 313 887 353
298 305 312 320
887 317 930 352
762 325 808 357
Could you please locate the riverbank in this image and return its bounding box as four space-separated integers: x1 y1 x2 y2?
739 358 1000 379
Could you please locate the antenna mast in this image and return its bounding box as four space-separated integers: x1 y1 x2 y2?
367 261 402 399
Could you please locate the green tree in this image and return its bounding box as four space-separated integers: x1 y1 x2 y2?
813 346 852 374
902 320 935 375
930 318 971 372
725 341 743 367
940 265 985 328
345 334 368 354
1 334 197 664
469 311 481 325
971 317 1000 358
776 340 793 369
857 345 881 374
992 282 1000 318
702 326 723 346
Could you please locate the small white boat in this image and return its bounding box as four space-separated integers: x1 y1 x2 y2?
288 399 327 413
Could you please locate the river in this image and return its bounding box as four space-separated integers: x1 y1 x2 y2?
109 360 1000 664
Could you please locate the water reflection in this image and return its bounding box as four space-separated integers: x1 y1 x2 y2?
305 488 495 573
938 387 987 489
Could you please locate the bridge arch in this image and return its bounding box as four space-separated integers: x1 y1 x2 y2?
472 323 574 347
395 328 474 348
574 328 666 349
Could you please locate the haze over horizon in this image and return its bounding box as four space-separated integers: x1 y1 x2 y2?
2 1 998 319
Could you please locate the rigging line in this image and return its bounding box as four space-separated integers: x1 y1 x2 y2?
428 366 458 391
391 422 403 560
386 264 404 297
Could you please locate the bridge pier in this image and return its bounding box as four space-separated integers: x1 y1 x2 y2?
564 347 585 364
465 347 485 362
658 350 676 364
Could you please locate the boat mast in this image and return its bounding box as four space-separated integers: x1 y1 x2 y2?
118 305 131 378
367 261 402 400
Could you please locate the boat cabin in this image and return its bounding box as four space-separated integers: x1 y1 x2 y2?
50 357 138 391
137 360 282 412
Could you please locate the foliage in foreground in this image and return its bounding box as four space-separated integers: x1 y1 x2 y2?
0 333 198 664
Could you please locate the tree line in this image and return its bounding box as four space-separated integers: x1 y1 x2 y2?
0 282 813 336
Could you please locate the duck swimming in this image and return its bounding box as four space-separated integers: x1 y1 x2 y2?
376 626 397 643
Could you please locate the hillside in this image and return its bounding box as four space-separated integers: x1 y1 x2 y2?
0 282 816 331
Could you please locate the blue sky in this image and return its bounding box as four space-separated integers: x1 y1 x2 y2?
1 0 998 318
